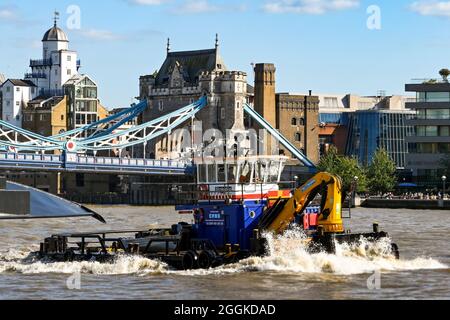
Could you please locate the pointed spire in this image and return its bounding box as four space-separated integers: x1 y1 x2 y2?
215 33 219 50
167 38 171 55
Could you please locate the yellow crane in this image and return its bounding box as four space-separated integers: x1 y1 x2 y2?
259 172 344 234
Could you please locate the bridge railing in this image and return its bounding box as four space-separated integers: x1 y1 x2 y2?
74 155 187 168
0 152 62 163
0 152 188 174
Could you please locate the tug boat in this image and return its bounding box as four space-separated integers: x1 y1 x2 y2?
37 155 399 270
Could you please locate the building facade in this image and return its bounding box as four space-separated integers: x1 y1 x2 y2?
317 93 415 168
0 79 37 127
63 74 108 133
139 38 248 159
275 93 319 163
253 63 320 164
21 74 107 138
405 81 450 186
26 19 79 94
22 96 67 137
0 18 94 129
346 110 415 168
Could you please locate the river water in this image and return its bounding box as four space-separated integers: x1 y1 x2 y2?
0 206 448 300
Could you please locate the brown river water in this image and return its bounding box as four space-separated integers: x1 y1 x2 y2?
0 206 448 300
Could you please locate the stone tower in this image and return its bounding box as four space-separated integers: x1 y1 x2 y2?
254 63 276 155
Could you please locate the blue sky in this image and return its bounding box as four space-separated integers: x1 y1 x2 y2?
1 0 450 108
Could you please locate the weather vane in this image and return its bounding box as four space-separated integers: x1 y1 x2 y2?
54 10 60 27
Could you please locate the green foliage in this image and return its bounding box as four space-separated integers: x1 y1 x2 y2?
366 148 397 194
439 68 450 82
317 146 367 193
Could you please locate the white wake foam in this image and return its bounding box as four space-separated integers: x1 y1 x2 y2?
0 228 447 276
177 228 447 276
0 250 168 275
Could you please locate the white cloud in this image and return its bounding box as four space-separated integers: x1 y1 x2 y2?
75 27 162 42
177 0 221 13
0 7 17 20
263 0 360 14
0 5 39 27
125 0 245 14
172 0 246 14
127 0 171 5
410 1 450 17
78 29 124 41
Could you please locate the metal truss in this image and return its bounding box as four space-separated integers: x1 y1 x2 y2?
0 97 206 153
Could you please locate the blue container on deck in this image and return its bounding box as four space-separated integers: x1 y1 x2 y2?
179 202 319 250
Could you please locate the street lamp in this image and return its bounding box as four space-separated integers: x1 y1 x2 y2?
353 176 359 195
442 175 447 199
294 175 299 188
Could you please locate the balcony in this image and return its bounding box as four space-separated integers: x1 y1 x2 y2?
24 73 47 79
30 59 52 67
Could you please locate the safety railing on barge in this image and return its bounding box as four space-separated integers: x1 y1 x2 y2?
133 181 300 205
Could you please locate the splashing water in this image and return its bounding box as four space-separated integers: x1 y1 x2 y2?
0 227 446 277
0 249 169 275
177 227 447 276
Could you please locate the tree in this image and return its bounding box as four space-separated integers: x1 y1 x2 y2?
439 68 450 82
367 148 397 194
317 146 367 195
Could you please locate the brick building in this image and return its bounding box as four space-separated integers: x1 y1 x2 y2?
138 37 249 159
253 63 320 164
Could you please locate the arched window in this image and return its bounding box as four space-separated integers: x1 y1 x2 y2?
295 133 301 142
291 118 297 126
299 118 305 126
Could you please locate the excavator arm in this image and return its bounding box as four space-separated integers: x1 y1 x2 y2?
259 172 344 234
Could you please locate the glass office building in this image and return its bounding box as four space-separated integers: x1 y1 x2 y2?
405 82 450 186
346 110 415 168
319 112 350 125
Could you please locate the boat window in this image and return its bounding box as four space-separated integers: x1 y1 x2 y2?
208 164 217 183
254 162 265 183
239 161 251 184
267 161 280 183
217 164 226 182
227 164 237 183
198 164 207 183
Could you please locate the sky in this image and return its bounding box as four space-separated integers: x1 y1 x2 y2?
1 0 450 108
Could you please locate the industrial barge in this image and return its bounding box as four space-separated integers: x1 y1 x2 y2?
37 155 400 270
